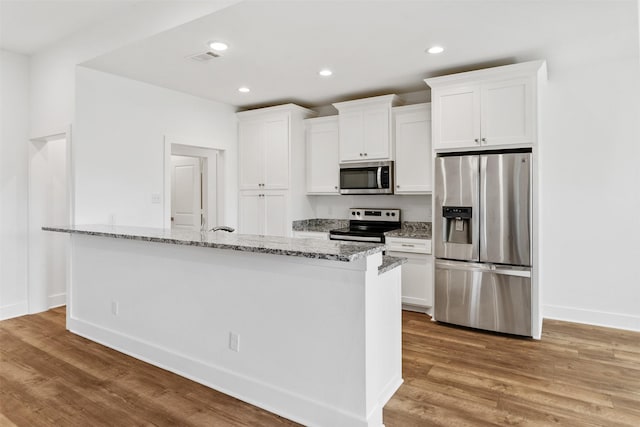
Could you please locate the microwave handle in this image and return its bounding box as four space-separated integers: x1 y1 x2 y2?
377 166 382 189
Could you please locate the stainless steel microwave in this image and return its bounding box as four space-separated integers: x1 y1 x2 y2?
339 161 394 195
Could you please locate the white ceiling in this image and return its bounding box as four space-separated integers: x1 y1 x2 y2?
3 1 638 110
0 0 141 55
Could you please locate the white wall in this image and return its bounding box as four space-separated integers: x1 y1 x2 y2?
29 1 239 139
540 56 640 329
0 50 30 319
74 67 238 228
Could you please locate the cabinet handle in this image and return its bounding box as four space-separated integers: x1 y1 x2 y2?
359 153 363 156
401 244 415 247
364 153 368 156
481 138 486 143
396 185 400 188
334 186 338 190
474 138 479 143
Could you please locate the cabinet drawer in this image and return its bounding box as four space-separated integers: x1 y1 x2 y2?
292 231 329 240
386 237 431 254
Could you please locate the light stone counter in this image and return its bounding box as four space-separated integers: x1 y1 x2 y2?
44 224 384 262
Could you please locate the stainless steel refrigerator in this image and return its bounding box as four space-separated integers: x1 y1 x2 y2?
434 151 532 336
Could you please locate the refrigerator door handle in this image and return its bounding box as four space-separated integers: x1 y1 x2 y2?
435 260 491 272
435 260 531 277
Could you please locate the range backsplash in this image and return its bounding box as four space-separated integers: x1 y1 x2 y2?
309 194 432 222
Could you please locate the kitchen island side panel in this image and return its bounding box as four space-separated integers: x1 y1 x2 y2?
67 233 400 427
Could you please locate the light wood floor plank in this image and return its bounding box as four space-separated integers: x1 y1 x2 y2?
1 307 639 426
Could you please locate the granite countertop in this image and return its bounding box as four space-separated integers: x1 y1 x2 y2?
292 219 348 233
43 224 386 263
378 256 407 274
384 221 432 239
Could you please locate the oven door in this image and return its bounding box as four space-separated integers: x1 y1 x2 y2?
339 161 393 194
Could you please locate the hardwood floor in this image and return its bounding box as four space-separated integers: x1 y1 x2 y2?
1 308 639 426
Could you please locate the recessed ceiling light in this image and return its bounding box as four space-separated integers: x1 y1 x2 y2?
427 46 444 54
319 69 333 77
238 87 250 93
209 41 228 51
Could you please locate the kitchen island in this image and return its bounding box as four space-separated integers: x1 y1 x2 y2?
44 225 404 427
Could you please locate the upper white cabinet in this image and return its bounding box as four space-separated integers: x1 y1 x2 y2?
393 103 432 194
305 116 339 194
237 104 316 237
425 60 546 151
333 94 400 162
238 113 290 190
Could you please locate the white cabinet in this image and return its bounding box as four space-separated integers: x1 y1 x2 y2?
333 94 400 162
237 104 316 237
239 191 288 237
387 237 433 311
393 103 432 194
239 114 289 190
425 60 546 151
305 116 339 194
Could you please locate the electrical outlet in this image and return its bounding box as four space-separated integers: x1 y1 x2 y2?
229 332 240 352
111 301 119 316
151 192 161 204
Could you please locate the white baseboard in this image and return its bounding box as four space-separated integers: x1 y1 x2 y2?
48 292 66 308
0 300 28 321
544 304 640 332
68 317 371 427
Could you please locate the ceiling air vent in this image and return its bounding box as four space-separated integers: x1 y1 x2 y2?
188 51 220 63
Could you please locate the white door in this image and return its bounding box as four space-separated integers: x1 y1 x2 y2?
263 116 290 189
338 109 364 161
238 191 262 235
433 85 481 149
263 192 288 237
481 77 534 146
362 106 390 160
238 120 263 189
306 118 339 194
394 105 432 193
171 155 201 230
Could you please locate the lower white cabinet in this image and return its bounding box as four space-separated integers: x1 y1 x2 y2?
239 191 289 237
387 237 433 311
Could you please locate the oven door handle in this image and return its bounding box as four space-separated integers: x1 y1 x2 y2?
377 166 382 189
330 234 382 243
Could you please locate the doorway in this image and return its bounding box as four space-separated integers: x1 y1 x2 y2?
164 137 224 231
28 134 70 313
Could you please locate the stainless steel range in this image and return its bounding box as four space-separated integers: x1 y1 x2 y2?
329 208 401 243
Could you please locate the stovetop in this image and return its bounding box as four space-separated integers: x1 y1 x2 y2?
329 208 401 242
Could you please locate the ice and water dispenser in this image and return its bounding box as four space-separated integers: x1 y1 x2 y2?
442 207 473 245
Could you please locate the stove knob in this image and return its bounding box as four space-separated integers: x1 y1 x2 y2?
357 211 361 216
386 212 390 216
391 212 396 217
352 212 356 216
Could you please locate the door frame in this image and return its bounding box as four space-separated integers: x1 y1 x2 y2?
163 136 225 230
27 126 73 315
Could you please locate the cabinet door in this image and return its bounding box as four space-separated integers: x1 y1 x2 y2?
362 106 390 160
389 251 433 308
338 110 364 162
306 119 339 194
238 121 264 190
481 77 534 146
433 85 481 149
263 116 290 189
394 106 432 193
263 192 288 237
238 192 262 235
